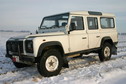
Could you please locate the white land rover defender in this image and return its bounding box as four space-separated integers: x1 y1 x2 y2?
6 11 118 77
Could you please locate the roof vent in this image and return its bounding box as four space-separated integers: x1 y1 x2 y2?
88 11 102 15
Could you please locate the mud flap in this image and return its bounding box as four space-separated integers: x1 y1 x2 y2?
63 57 69 68
112 46 117 55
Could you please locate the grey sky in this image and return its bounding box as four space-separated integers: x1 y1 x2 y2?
0 0 126 32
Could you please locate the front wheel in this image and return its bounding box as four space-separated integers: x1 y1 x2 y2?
98 43 112 62
37 49 63 77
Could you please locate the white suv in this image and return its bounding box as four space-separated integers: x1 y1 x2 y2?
6 11 118 77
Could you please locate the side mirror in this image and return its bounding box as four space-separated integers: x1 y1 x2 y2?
70 23 76 31
67 23 76 34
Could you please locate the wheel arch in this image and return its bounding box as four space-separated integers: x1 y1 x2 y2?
37 41 65 58
100 36 114 48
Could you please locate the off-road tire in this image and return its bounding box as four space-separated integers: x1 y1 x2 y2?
37 49 63 77
99 43 112 62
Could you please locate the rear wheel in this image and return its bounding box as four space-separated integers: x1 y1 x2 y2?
37 49 63 77
99 43 112 62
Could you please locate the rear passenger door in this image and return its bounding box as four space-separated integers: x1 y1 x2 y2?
87 17 101 49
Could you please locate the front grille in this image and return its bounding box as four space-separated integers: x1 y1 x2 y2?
7 41 24 55
19 41 23 53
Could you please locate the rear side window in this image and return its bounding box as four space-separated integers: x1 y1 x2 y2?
87 17 98 30
100 17 115 28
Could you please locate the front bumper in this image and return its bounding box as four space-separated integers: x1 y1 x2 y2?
6 54 35 65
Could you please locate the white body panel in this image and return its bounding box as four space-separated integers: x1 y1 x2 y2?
69 30 88 52
87 30 101 48
33 33 69 57
100 28 118 43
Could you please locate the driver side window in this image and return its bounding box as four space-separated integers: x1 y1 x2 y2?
70 16 84 30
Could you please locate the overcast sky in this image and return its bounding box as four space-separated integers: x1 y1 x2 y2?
0 0 126 32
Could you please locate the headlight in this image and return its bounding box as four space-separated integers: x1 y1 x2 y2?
25 40 33 53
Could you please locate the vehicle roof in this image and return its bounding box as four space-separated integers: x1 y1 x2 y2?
69 11 115 17
44 11 115 18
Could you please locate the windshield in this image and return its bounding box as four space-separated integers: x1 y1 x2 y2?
40 13 69 29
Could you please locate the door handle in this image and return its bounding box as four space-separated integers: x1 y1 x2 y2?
96 36 100 38
82 37 87 39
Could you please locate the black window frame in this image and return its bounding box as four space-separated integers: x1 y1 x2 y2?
87 17 98 30
70 16 84 31
40 13 69 28
100 17 115 29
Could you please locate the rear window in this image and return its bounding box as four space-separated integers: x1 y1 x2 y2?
100 17 115 28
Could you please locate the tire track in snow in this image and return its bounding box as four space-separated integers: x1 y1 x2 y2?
1 54 126 84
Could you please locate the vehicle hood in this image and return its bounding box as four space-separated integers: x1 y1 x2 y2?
9 32 65 40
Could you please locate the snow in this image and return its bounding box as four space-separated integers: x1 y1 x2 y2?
0 31 126 84
99 70 126 84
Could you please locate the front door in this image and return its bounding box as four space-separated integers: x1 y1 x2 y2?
68 15 88 53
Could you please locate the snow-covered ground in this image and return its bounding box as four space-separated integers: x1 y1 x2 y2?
0 31 126 84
